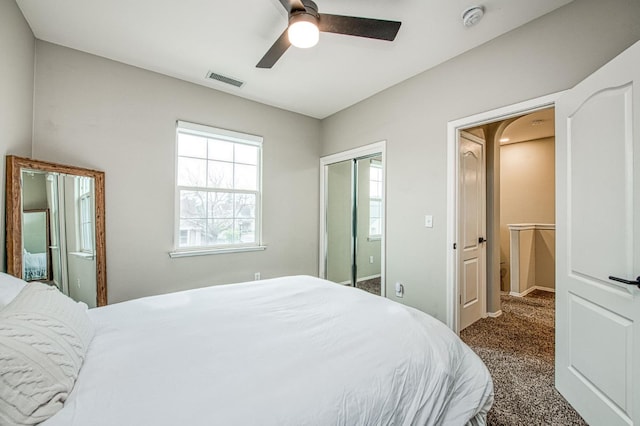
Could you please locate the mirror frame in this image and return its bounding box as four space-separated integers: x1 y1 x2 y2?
6 155 107 306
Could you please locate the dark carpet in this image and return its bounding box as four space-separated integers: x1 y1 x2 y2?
460 291 588 426
356 277 381 295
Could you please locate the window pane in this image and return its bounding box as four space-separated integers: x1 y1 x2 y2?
370 200 382 218
208 139 234 162
234 164 257 190
208 192 233 218
180 191 206 218
178 133 207 158
369 218 381 236
208 219 234 245
235 219 255 243
370 167 382 181
207 160 233 189
235 144 258 165
235 194 256 218
178 157 206 187
370 182 382 198
179 219 207 247
176 122 262 250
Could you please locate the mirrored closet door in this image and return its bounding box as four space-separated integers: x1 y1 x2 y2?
321 143 385 296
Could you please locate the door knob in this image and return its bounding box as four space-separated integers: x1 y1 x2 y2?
608 275 640 289
478 237 487 244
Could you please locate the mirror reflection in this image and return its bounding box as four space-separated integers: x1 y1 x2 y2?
22 209 51 281
325 154 383 295
6 155 106 307
21 169 97 307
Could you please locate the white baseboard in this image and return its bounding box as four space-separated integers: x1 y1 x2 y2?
338 274 382 286
509 285 556 297
486 310 502 318
357 274 381 282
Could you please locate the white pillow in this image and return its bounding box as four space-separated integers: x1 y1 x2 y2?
0 282 95 425
0 272 27 308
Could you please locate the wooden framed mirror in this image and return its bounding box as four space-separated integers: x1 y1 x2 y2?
6 155 107 306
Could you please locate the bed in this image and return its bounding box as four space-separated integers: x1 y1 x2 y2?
23 249 48 281
1 274 493 425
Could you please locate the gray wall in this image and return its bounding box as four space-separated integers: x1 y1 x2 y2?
22 211 46 254
500 138 555 289
326 160 352 283
320 0 640 321
32 42 321 303
22 172 47 211
0 1 35 271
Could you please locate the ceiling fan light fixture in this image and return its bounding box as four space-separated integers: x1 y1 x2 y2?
288 14 319 48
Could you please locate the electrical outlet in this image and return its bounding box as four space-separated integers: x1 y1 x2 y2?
76 278 81 289
369 255 374 264
395 282 404 298
254 272 261 280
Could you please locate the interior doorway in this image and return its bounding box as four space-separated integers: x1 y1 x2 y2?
450 102 566 423
465 107 556 317
320 142 386 296
446 93 560 333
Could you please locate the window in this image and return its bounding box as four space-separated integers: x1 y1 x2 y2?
369 159 383 238
77 177 94 254
175 121 262 253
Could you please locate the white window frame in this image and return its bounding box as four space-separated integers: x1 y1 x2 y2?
170 120 265 258
368 159 383 240
77 177 94 255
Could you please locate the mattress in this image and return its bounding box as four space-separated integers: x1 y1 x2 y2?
23 251 47 281
43 275 493 425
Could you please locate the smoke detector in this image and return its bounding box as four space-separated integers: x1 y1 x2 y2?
462 6 485 27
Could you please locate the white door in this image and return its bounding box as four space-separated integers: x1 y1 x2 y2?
556 41 640 425
459 131 487 330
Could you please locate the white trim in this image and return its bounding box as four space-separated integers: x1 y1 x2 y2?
176 120 263 145
509 285 556 297
69 252 94 260
486 310 502 318
508 223 556 231
173 120 264 253
336 274 382 286
169 245 267 258
319 141 386 297
446 92 563 333
357 274 382 282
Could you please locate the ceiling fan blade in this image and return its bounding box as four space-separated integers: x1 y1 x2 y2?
319 14 401 41
278 0 306 13
256 29 291 69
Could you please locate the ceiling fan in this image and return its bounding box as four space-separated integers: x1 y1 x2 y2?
257 0 402 69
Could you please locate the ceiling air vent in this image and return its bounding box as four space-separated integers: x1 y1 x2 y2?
206 71 244 88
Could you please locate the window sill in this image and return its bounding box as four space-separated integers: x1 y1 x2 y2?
69 252 95 260
168 245 267 258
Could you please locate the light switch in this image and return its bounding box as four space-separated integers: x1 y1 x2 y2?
425 215 433 228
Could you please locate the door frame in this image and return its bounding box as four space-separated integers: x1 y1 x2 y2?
446 92 562 333
319 141 386 296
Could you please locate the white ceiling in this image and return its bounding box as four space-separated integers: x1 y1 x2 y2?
16 0 572 119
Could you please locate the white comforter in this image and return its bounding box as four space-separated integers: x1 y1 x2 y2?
43 276 493 425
